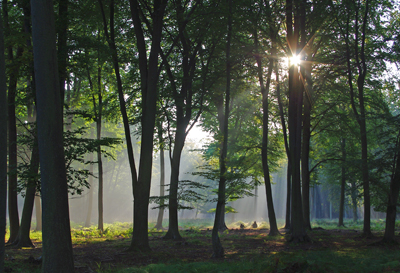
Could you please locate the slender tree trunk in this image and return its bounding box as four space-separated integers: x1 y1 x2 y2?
128 0 167 251
212 0 231 258
34 195 42 231
338 138 346 227
31 0 75 270
85 153 94 227
287 0 309 242
345 0 371 237
164 127 185 240
285 162 291 229
96 65 103 232
6 45 22 244
301 92 311 231
155 125 165 230
382 134 400 243
276 64 291 230
14 138 39 248
255 32 279 236
0 9 8 272
351 180 358 222
57 0 68 103
98 0 139 212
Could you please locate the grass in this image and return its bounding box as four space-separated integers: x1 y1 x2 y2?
4 219 400 273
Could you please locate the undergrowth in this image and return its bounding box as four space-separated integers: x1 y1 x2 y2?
3 219 400 273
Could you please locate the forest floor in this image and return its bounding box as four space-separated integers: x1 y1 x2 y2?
4 221 400 272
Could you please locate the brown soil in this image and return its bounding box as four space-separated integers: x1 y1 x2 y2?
4 228 398 272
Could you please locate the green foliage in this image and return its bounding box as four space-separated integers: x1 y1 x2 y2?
150 180 210 211
15 121 121 196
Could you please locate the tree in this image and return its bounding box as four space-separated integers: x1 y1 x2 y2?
286 0 310 242
253 2 280 236
3 0 22 243
31 0 74 270
154 123 165 230
161 0 212 241
128 0 168 251
0 7 8 273
212 0 232 258
341 0 372 237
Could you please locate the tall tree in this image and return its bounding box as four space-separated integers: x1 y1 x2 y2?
338 138 346 227
155 123 165 230
254 2 280 236
31 0 74 270
3 0 22 243
162 0 210 240
212 0 232 258
382 128 400 243
286 0 309 242
128 0 168 251
342 0 372 237
0 8 8 273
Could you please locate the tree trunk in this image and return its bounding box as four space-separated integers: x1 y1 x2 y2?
96 65 103 232
98 0 139 216
276 62 291 230
164 127 185 240
345 0 371 237
338 138 346 227
34 195 42 231
128 0 167 251
382 134 400 243
14 139 39 248
350 180 358 222
6 47 23 244
212 0 232 258
287 0 309 242
57 0 68 103
31 0 75 270
301 92 311 231
85 153 94 227
255 31 279 236
285 162 291 229
0 9 8 272
155 125 165 230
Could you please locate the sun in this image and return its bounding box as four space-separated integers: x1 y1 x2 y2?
289 54 301 66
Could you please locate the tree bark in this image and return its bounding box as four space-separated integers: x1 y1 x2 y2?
276 67 291 230
128 0 167 251
34 195 42 231
254 30 279 236
338 138 346 227
5 41 23 245
287 0 309 242
344 0 371 237
57 0 68 103
85 153 94 227
155 125 165 230
96 64 103 232
382 133 400 243
0 9 8 272
31 0 75 270
164 127 185 240
351 180 358 222
98 0 139 206
301 90 311 231
212 0 232 258
14 138 39 248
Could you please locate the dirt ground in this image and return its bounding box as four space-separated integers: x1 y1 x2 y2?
4 228 399 272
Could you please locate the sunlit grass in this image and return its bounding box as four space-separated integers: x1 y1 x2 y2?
4 218 400 273
112 247 400 273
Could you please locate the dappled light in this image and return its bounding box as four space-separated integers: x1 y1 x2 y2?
1 0 399 272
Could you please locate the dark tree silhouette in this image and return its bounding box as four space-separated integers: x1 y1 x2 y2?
31 0 74 270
